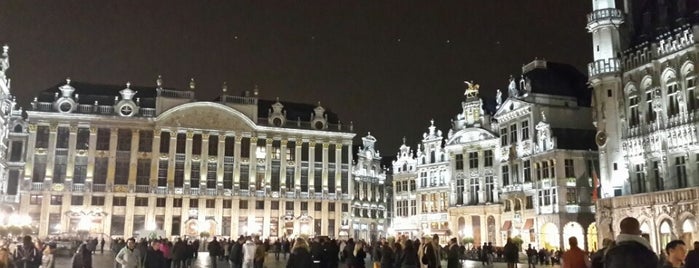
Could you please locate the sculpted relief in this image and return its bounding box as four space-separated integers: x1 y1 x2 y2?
156 103 256 132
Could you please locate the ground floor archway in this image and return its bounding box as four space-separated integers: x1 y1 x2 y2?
562 222 584 250
659 220 673 248
681 218 695 247
539 222 560 250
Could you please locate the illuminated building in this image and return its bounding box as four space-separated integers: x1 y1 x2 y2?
18 78 356 239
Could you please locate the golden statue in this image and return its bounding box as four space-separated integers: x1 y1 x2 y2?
464 80 480 98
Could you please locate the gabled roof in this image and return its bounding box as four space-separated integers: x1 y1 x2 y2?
493 98 530 119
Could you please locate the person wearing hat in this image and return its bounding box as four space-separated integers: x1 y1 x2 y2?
41 243 56 268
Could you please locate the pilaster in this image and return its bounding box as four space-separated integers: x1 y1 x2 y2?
65 126 78 181
128 129 139 185
106 128 118 185
86 127 97 182
45 124 58 180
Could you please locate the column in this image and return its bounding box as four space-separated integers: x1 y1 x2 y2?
103 193 113 236
322 143 329 192
346 142 352 197
150 130 161 187
106 128 118 185
233 136 242 188
216 134 225 186
215 198 223 235
45 124 58 181
24 124 37 181
265 138 273 188
184 131 193 187
181 197 190 236
164 197 173 236
280 139 288 189
249 137 257 190
335 144 342 193
295 141 302 189
125 196 135 237
167 130 177 187
65 126 78 181
86 127 97 182
128 129 139 185
309 141 315 192
201 133 209 189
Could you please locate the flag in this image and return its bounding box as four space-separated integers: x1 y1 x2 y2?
592 165 600 202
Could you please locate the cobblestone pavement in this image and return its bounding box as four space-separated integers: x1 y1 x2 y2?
56 251 559 268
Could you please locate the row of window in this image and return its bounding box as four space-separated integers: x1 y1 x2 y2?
454 150 494 170
500 120 530 146
395 200 417 217
626 75 697 127
33 127 350 163
501 158 584 186
352 181 385 201
32 156 350 193
29 194 349 212
455 176 495 205
631 155 698 194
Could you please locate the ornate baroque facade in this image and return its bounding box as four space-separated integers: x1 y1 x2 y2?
589 0 699 252
351 134 387 241
17 77 358 239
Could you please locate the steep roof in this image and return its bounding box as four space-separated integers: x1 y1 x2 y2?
37 81 164 108
552 128 596 151
521 61 591 107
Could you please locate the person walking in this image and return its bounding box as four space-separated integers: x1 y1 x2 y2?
242 238 257 268
14 235 40 268
115 238 140 268
353 241 367 268
229 238 244 268
446 238 459 268
209 237 223 268
526 244 538 268
398 240 418 268
503 238 518 268
604 217 658 268
72 243 93 268
380 239 394 268
561 237 589 268
40 243 56 268
144 241 166 268
254 240 266 268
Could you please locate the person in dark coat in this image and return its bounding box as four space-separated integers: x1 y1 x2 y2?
352 241 367 268
310 238 323 268
172 239 188 268
503 238 519 268
144 241 166 268
604 217 658 268
343 239 356 267
422 238 439 268
14 235 40 268
208 237 223 268
72 243 92 268
380 240 394 268
446 238 459 268
287 238 313 268
397 240 417 268
685 241 699 268
229 238 244 268
324 239 340 268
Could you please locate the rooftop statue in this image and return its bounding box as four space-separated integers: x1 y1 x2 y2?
464 80 479 98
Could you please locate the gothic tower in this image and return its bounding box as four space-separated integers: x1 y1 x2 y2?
587 0 626 197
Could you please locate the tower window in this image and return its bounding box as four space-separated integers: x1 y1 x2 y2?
607 89 612 97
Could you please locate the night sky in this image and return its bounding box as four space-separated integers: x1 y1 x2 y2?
0 0 591 155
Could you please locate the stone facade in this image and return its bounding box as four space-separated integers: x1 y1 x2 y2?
351 133 387 241
18 79 356 239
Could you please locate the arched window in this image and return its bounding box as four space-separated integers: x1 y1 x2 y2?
682 62 697 111
625 84 640 127
13 125 22 133
641 76 656 123
664 69 680 117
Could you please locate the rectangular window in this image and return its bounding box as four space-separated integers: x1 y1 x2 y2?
52 156 67 183
224 136 235 156
32 155 47 182
156 198 166 207
512 164 519 184
239 165 249 189
171 216 181 236
676 156 688 188
542 161 550 178
75 128 90 150
136 159 150 185
688 77 697 111
564 159 575 178
521 120 529 140
91 196 105 206
455 154 463 170
35 125 49 149
510 124 517 143
9 141 22 162
653 161 664 191
634 164 647 193
629 95 640 127
173 198 182 208
342 203 348 212
30 194 42 205
73 157 88 184
157 160 168 187
117 129 132 151
667 83 680 117
206 162 217 189
223 200 232 209
468 152 478 169
135 197 148 207
240 137 250 158
71 195 83 206
112 197 126 206
190 162 200 187
160 131 170 154
206 199 215 208
271 201 279 210
286 201 294 210
176 133 186 154
502 165 509 186
301 202 308 211
646 91 656 123
192 134 202 155
138 130 153 152
314 169 322 192
208 135 219 156
484 150 493 167
114 154 130 185
174 161 185 187
56 127 69 149
256 201 264 210
315 202 322 211
526 195 534 209
500 128 508 146
93 157 108 184
300 168 308 192
189 199 198 208
328 203 335 212
239 200 248 209
523 160 531 182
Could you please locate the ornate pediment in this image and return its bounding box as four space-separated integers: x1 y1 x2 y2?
493 98 531 122
156 102 256 131
446 127 497 146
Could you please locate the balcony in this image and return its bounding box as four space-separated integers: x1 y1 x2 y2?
205 189 218 196
135 185 150 193
31 182 45 191
72 184 85 192
588 58 621 77
92 184 106 192
586 8 623 29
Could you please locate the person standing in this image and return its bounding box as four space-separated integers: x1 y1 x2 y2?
254 240 266 268
561 237 589 268
242 238 257 268
446 238 459 268
14 236 40 268
589 239 613 268
41 243 56 268
171 238 187 268
503 238 519 268
685 241 699 268
0 248 14 268
287 238 312 268
229 238 244 268
380 239 394 268
209 237 223 268
526 244 538 268
144 241 166 268
353 241 367 268
660 240 687 268
604 217 658 268
115 238 140 268
72 243 93 268
100 238 106 254
310 237 323 268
